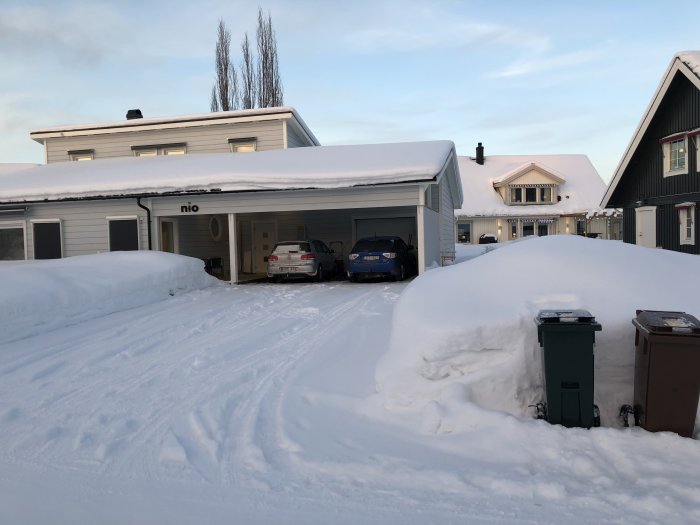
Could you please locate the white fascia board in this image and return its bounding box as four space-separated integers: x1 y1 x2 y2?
493 163 566 187
602 58 700 208
30 110 297 142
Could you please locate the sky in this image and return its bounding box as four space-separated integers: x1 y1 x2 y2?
1 0 700 182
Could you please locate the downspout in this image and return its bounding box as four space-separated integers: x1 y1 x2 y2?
136 197 152 250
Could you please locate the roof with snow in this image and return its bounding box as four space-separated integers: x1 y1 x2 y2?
602 51 700 207
0 141 459 204
456 154 607 218
30 106 320 146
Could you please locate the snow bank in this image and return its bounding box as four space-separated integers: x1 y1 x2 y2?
377 236 700 433
0 252 218 344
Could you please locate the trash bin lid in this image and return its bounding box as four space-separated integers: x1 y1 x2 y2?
634 310 700 334
536 309 597 324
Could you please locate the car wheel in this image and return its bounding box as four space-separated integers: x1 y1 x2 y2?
349 273 358 283
398 264 405 281
316 265 323 282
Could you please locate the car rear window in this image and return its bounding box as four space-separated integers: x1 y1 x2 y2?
352 239 394 252
273 242 310 253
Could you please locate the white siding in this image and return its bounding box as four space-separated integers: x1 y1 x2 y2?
421 207 441 269
45 120 286 163
438 179 456 261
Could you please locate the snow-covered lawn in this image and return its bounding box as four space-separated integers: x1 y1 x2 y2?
1 238 699 524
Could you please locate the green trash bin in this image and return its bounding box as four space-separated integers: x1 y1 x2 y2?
535 310 602 428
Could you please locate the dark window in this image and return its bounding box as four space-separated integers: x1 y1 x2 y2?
511 188 522 203
0 227 25 260
537 223 549 236
353 239 394 252
457 223 471 243
525 188 537 202
33 222 62 259
109 219 139 251
523 224 535 237
511 223 517 239
576 220 586 236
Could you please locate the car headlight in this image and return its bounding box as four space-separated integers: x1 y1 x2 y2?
382 252 397 259
349 254 359 260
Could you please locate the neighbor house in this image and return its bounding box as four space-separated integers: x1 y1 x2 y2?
0 107 463 281
455 143 620 244
601 51 700 253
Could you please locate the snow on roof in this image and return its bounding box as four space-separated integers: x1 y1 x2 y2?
677 51 700 79
30 106 320 146
0 141 456 204
455 154 606 218
0 163 41 176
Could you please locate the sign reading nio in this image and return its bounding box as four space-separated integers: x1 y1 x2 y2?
180 202 200 213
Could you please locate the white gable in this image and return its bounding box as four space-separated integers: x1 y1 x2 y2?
456 154 606 217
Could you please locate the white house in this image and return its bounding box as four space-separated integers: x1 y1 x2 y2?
455 144 620 243
0 109 462 282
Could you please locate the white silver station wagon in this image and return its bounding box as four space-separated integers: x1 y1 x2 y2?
266 240 337 282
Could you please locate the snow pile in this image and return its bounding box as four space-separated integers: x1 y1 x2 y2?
377 235 700 433
0 251 218 344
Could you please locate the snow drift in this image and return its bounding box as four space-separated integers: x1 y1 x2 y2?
377 235 700 433
0 251 218 344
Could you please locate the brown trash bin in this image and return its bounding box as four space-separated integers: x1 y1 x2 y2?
632 310 700 438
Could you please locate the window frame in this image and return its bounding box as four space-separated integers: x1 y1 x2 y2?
131 143 187 157
678 204 696 246
0 220 27 260
228 137 258 153
107 215 140 252
663 136 688 177
457 222 472 243
31 219 63 259
68 149 95 161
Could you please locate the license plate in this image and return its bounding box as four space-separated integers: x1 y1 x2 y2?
280 267 296 272
364 256 380 261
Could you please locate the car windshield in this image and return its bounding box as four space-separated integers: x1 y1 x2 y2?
352 239 394 252
273 242 310 253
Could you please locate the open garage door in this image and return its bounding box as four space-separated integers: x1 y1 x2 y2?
355 217 416 246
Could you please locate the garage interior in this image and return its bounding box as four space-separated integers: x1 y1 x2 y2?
158 206 419 282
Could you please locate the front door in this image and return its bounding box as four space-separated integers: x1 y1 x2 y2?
635 207 657 248
160 220 178 253
252 222 276 273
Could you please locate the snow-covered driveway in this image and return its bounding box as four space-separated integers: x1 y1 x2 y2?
2 245 700 524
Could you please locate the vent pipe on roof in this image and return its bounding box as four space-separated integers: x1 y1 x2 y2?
476 142 484 165
126 109 143 120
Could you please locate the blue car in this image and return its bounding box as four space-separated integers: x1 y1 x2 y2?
347 236 417 282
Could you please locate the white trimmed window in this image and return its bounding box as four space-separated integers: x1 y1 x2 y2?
677 204 696 245
663 137 688 176
228 137 257 153
132 143 187 157
0 221 26 260
68 149 94 161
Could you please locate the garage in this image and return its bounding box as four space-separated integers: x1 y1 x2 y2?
0 141 462 282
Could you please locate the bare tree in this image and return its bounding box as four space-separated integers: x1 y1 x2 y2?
256 8 283 108
240 33 256 110
210 10 282 111
211 19 239 112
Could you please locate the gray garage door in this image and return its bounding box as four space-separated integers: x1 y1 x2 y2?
355 217 417 247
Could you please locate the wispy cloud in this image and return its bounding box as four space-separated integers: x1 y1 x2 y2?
489 47 608 78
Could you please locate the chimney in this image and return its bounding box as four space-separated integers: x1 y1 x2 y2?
126 109 143 120
476 142 484 165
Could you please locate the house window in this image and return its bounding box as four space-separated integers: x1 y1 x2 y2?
663 136 688 176
576 219 586 236
525 188 537 202
0 222 26 260
540 187 552 202
677 204 696 245
108 217 139 251
228 137 257 153
511 188 522 203
537 223 549 236
68 149 94 161
32 220 62 259
132 143 187 157
511 222 517 239
457 222 471 243
522 223 535 237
